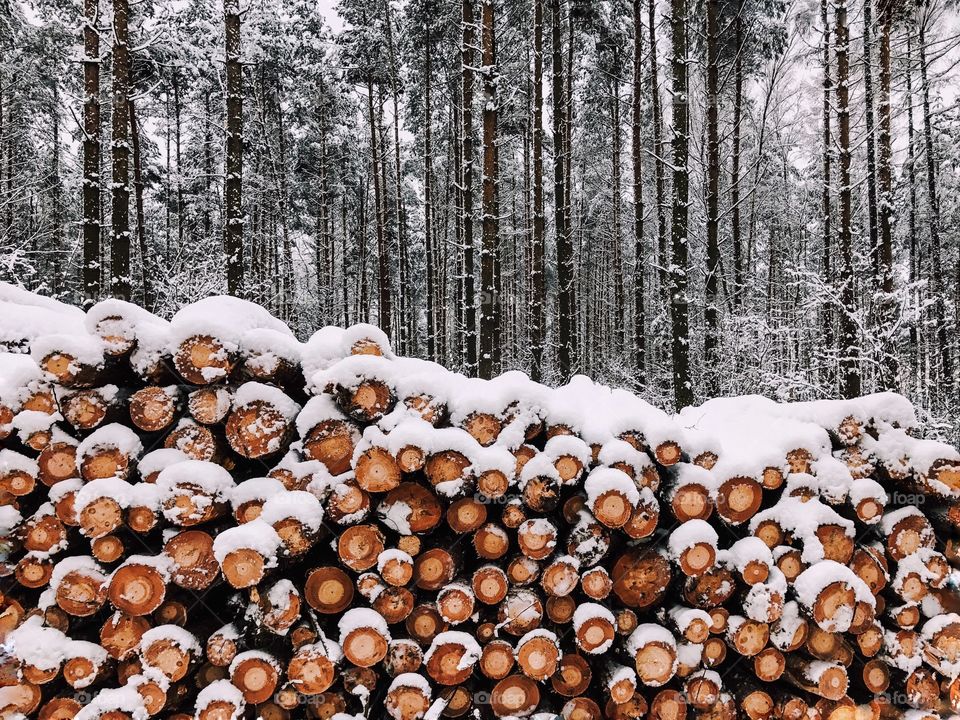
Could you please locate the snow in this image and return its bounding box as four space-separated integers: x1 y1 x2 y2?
233 381 301 420
296 394 350 436
0 449 38 478
74 685 148 720
139 624 201 654
6 615 70 669
669 606 712 633
228 650 281 676
748 496 854 563
168 296 293 351
31 331 105 368
241 327 302 369
339 608 391 641
195 679 246 717
880 506 928 535
584 467 641 507
388 672 432 695
743 568 787 622
668 519 718 557
77 423 143 463
794 560 875 631
597 439 653 473
572 603 615 654
424 631 481 670
0 504 22 535
212 519 282 565
720 537 773 573
625 623 677 656
138 449 190 479
0 353 45 408
85 299 170 354
156 460 236 497
75 477 137 512
770 601 805 650
377 548 414 573
260 490 324 531
229 477 287 507
378 498 413 535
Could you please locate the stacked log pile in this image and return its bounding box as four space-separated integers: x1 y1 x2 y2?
1 286 960 720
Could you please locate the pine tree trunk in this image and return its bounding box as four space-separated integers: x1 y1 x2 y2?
479 0 500 380
110 0 131 300
129 98 151 309
383 0 407 352
821 0 833 379
610 59 623 358
224 0 244 295
862 2 879 276
631 0 645 382
835 0 861 398
704 0 720 393
424 11 437 362
462 0 478 373
906 25 919 355
876 4 897 389
669 0 692 409
730 2 743 308
275 85 294 323
647 0 667 296
173 72 184 248
918 17 952 390
530 0 546 382
83 0 101 305
367 81 391 337
552 0 572 380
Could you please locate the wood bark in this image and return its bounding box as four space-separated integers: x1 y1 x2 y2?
479 0 500 380
704 0 720 392
631 0 645 382
110 0 131 300
82 0 101 305
530 0 546 382
224 0 244 295
462 0 478 373
669 0 692 409
835 0 861 398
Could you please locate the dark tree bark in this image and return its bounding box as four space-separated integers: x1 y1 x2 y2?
863 1 879 275
647 0 667 294
462 0 478 372
110 0 131 300
367 80 391 337
821 0 833 375
876 2 897 388
704 0 720 393
632 0 645 382
383 0 407 351
424 8 437 361
530 0 546 381
82 0 101 305
906 23 919 354
669 0 692 409
553 0 573 380
129 98 151 309
479 0 500 379
835 0 861 398
918 16 952 389
730 1 743 308
224 0 244 295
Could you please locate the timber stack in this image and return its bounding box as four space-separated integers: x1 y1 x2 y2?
0 284 959 720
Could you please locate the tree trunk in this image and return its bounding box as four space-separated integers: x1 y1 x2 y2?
462 0 478 373
647 0 667 296
224 0 244 295
552 0 572 380
383 0 407 352
479 0 500 380
820 0 833 380
110 0 131 300
367 80 391 337
876 3 897 389
424 10 437 362
918 16 952 390
610 52 624 359
129 98 151 310
862 2 879 277
669 0 692 409
906 23 919 355
530 0 546 382
730 1 743 308
704 0 720 394
83 0 101 306
835 0 861 398
631 0 645 382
